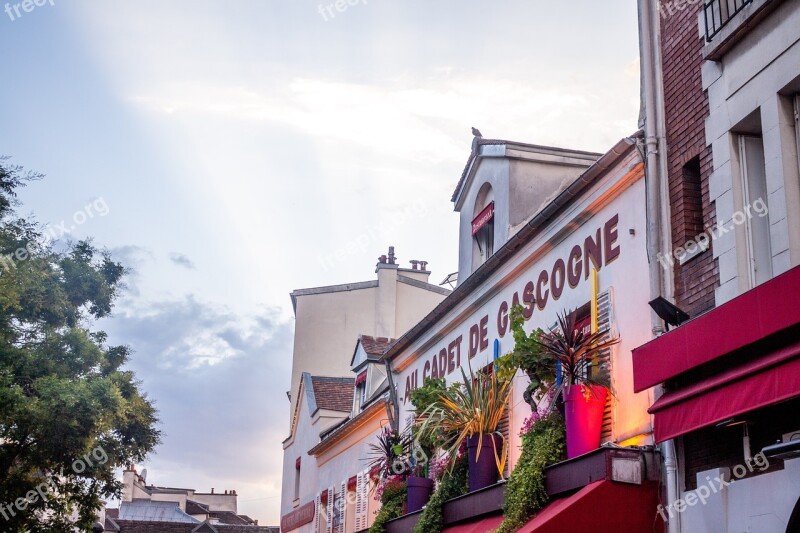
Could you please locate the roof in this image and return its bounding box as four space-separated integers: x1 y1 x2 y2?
350 335 396 368
388 133 643 363
210 510 255 525
310 376 354 413
111 521 274 532
119 500 200 523
309 390 389 456
360 335 395 357
290 280 379 313
451 137 603 203
186 500 210 515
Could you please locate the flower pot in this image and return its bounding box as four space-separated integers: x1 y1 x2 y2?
406 476 434 513
467 434 498 492
563 385 607 459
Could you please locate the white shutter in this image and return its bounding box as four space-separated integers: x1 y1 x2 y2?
313 494 321 533
597 289 615 443
354 471 368 532
325 486 334 533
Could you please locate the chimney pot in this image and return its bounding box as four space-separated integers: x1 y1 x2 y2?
211 488 214 494
420 261 428 271
388 246 396 265
410 260 419 270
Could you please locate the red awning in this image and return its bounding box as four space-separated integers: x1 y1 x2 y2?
632 265 800 392
471 202 495 235
518 480 662 533
649 338 800 442
442 515 503 533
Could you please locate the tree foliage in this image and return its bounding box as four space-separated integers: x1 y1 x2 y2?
0 160 160 532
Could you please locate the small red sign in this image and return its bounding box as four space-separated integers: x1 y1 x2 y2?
281 501 316 532
471 202 495 235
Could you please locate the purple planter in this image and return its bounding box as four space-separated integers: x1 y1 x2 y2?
406 476 434 513
467 434 498 492
564 385 608 459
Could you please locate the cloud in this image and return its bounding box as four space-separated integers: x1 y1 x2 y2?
100 296 294 524
109 245 155 297
169 252 196 270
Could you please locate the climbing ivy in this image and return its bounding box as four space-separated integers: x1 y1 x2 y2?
368 479 407 533
412 455 469 533
494 412 566 533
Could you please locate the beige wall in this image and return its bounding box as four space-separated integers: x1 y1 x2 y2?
288 265 448 423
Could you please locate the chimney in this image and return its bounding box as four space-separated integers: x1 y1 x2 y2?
211 488 214 494
387 246 397 265
409 260 419 270
420 261 428 272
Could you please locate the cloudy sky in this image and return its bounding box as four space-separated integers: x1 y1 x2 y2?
0 0 640 524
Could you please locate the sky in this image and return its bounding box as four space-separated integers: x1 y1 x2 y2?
0 0 641 525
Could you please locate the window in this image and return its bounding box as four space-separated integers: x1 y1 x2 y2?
471 182 495 271
679 157 704 245
794 95 800 173
738 135 773 286
332 487 343 531
354 371 368 410
294 457 301 500
474 217 494 260
681 397 798 490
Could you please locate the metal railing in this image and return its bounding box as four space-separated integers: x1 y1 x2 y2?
704 0 754 41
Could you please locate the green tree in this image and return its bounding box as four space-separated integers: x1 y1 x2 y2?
0 159 160 532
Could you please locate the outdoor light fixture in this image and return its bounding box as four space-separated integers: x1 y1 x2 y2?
716 418 752 462
648 297 690 331
762 440 800 460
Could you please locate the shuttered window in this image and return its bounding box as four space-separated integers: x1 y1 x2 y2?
354 470 369 532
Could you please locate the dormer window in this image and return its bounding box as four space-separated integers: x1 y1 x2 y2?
354 370 368 410
473 202 495 261
472 182 495 270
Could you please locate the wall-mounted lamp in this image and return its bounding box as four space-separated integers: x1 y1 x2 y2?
648 297 690 331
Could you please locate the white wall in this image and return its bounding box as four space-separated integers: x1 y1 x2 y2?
394 152 653 465
681 458 800 532
702 0 800 304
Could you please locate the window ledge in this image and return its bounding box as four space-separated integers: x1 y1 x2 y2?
704 0 782 61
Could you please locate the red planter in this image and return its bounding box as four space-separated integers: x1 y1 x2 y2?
406 476 434 513
467 434 499 492
563 385 608 459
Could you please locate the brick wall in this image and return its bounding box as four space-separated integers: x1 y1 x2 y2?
659 2 719 317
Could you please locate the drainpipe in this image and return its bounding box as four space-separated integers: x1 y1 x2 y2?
639 0 680 532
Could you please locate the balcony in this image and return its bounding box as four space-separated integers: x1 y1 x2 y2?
383 448 661 533
704 0 753 41
703 0 782 60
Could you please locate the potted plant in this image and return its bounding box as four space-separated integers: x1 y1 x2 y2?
417 368 511 492
406 378 447 513
534 311 619 459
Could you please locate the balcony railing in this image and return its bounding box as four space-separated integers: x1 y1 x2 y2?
704 0 754 41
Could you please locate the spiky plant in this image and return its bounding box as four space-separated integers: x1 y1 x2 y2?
416 368 512 479
534 310 619 399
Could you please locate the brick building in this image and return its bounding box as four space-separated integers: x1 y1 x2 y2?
636 0 800 532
